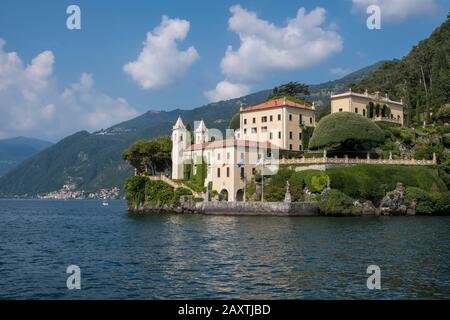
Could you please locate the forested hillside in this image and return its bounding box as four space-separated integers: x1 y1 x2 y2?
354 15 450 125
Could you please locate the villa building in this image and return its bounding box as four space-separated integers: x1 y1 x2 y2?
330 89 404 125
172 97 316 201
238 97 316 151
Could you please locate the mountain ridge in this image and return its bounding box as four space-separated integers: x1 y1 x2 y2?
0 137 53 177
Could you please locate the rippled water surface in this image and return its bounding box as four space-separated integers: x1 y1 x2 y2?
0 199 449 299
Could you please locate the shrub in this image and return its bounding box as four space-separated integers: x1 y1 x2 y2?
319 189 358 216
304 171 329 193
288 172 305 201
124 175 147 208
405 187 435 214
171 188 193 206
443 133 450 148
309 112 385 150
434 192 450 215
145 180 174 207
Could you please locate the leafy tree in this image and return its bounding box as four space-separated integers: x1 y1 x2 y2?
316 105 331 121
229 113 240 130
124 175 147 208
268 82 310 100
308 112 385 151
123 136 172 175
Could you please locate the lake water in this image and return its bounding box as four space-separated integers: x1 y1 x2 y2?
0 199 449 299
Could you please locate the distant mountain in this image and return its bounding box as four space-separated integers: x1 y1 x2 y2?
309 61 387 107
0 137 52 177
0 63 382 197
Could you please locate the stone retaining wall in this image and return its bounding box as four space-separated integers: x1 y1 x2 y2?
195 201 319 216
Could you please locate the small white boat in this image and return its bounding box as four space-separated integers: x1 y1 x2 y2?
102 201 109 206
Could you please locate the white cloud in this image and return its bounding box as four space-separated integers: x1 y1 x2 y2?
205 80 250 102
0 39 138 141
205 5 342 102
330 67 350 77
220 5 343 82
352 0 437 21
123 15 199 90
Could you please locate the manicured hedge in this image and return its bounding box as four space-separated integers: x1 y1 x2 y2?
309 112 385 150
326 165 447 203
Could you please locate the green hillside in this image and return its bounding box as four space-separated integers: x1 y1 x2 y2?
354 14 450 125
0 64 381 197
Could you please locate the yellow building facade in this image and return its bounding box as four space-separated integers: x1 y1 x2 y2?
239 97 316 151
330 89 404 125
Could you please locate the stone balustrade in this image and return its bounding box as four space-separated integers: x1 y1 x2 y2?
268 153 437 166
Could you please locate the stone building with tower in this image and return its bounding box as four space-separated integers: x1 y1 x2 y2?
171 98 316 201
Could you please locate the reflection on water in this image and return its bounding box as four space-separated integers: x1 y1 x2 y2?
0 200 449 299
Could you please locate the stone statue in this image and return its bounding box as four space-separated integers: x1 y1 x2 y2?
284 181 292 203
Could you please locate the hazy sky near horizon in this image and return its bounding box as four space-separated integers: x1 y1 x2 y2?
0 0 448 141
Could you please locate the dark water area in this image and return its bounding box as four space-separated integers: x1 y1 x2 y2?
0 199 449 299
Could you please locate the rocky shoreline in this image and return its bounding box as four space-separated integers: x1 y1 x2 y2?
128 183 418 217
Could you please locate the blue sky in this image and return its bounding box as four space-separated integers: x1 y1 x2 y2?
0 0 448 140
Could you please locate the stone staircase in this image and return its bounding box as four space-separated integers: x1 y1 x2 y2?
147 174 203 198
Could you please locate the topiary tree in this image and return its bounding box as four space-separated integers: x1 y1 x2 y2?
308 112 385 151
375 103 381 117
229 113 240 130
367 102 375 118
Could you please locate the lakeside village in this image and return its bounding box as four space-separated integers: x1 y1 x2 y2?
123 85 450 216
37 183 120 200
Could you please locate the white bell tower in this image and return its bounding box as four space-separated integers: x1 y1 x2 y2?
194 120 208 144
172 117 189 180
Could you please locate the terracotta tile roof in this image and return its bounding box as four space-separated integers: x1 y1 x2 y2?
188 139 274 151
240 97 314 113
